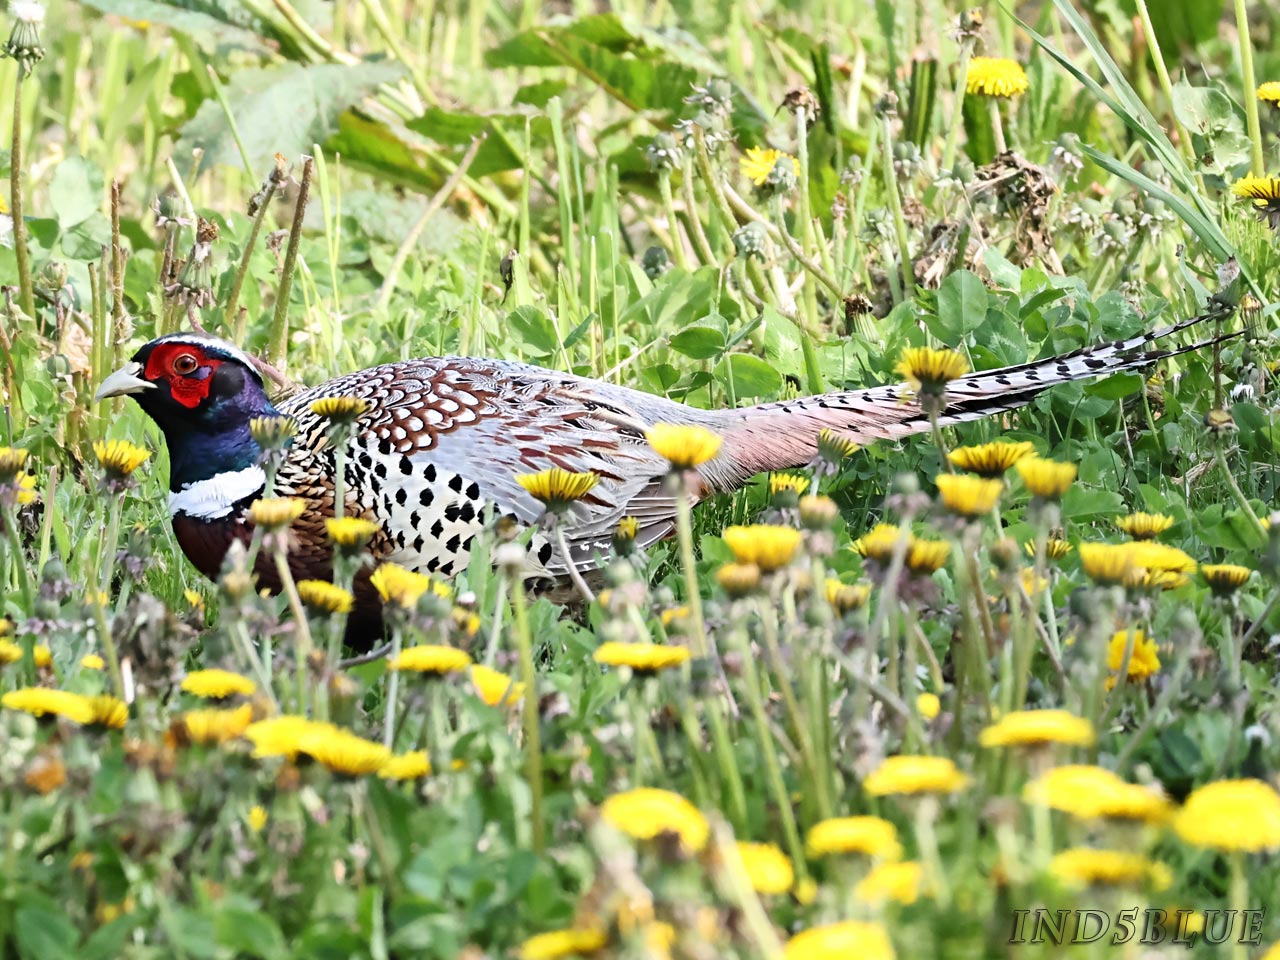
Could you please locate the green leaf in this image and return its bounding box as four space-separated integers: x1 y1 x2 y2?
15 898 78 960
406 106 551 178
716 353 781 397
61 212 113 261
177 61 405 175
668 324 726 360
506 305 560 356
1082 371 1143 400
79 0 276 53
327 112 447 194
931 269 988 340
49 157 103 230
215 908 288 959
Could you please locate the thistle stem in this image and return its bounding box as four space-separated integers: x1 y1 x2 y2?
269 156 313 370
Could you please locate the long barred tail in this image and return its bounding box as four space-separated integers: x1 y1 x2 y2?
706 300 1238 486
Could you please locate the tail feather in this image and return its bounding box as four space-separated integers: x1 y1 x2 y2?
706 303 1237 486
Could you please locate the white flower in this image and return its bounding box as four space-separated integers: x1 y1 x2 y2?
1230 383 1256 402
0 215 12 249
10 0 45 24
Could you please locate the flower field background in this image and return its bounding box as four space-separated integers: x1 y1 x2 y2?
5 0 1280 957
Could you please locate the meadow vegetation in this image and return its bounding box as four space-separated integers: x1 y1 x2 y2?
4 0 1280 956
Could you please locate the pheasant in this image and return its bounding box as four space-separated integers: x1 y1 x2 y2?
95 303 1234 638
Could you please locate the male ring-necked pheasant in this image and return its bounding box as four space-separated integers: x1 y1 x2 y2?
96 303 1233 637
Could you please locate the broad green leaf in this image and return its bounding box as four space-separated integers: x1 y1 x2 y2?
15 899 77 960
506 305 560 356
61 212 113 261
407 106 551 178
1082 372 1143 400
79 0 276 53
49 157 103 230
327 112 447 194
215 909 288 959
177 61 405 175
669 324 726 359
716 353 781 397
931 269 988 340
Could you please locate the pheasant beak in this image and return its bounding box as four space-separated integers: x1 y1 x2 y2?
95 362 156 402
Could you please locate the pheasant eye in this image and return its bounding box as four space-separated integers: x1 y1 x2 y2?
173 354 200 375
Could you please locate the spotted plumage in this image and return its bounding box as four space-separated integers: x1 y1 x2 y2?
96 300 1237 643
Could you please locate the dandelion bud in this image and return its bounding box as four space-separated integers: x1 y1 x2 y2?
732 221 771 260
3 1 46 77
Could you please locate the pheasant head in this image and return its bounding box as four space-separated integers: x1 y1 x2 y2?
96 334 281 517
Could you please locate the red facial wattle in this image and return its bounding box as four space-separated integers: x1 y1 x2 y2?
143 343 223 409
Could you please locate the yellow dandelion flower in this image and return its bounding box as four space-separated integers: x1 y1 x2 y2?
248 414 296 449
516 468 600 510
645 423 723 469
770 473 811 498
825 579 871 615
895 346 969 393
451 606 481 637
855 860 924 905
906 539 950 575
1128 541 1196 574
916 692 941 720
734 841 794 895
1232 175 1280 202
616 516 639 540
181 668 256 699
853 523 908 562
81 653 105 671
740 146 793 187
1203 563 1252 597
298 726 391 776
86 694 128 730
980 710 1095 749
32 645 51 669
783 920 895 960
0 445 29 479
1115 512 1174 540
369 562 449 608
1107 629 1161 682
309 395 371 422
864 755 969 796
1019 569 1049 596
325 516 380 548
659 605 690 628
247 805 268 833
1050 848 1170 889
517 927 608 960
1025 538 1073 560
244 715 332 759
2 688 95 725
1015 458 1076 499
389 644 472 674
13 472 37 506
380 750 432 780
716 562 762 597
935 473 1004 516
248 496 306 530
471 664 525 706
593 641 691 674
966 57 1029 98
180 703 254 746
816 428 860 461
297 579 354 615
806 816 902 860
1024 765 1171 824
601 787 709 853
0 639 21 665
1259 81 1280 104
1174 779 1280 852
184 589 205 611
947 441 1035 477
722 524 803 571
1077 542 1135 587
92 439 151 478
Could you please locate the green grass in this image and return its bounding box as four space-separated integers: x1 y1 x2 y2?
4 0 1280 956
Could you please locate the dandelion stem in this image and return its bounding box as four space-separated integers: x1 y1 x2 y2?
273 548 314 712
940 38 974 174
383 626 402 749
987 98 1007 155
552 523 595 603
224 180 277 328
1215 443 1265 538
510 574 546 852
657 171 689 270
877 112 915 300
10 78 35 319
97 497 126 699
1233 0 1266 177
